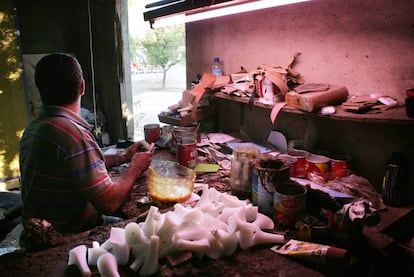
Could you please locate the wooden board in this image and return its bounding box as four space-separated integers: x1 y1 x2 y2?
285 85 349 112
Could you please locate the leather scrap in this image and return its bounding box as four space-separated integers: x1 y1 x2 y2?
257 52 304 97
294 83 330 94
186 72 217 121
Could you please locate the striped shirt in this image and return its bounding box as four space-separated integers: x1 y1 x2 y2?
19 105 113 233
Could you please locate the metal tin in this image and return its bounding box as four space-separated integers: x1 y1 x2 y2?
176 131 197 169
329 154 351 179
251 156 291 218
305 154 331 183
274 183 307 228
144 123 160 144
287 149 309 178
171 125 198 154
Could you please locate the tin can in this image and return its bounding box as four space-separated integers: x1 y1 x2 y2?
329 154 351 179
274 183 307 228
144 123 160 144
305 154 330 183
277 154 297 178
287 149 309 178
171 125 198 154
176 131 197 169
252 156 292 218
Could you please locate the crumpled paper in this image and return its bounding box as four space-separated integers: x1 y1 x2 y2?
337 199 376 222
330 199 375 243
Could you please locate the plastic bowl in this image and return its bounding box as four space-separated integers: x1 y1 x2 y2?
148 160 195 203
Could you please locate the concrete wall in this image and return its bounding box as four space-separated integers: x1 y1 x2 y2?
16 0 133 143
186 0 414 101
186 0 414 195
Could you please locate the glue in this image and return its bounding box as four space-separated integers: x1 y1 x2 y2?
271 239 350 269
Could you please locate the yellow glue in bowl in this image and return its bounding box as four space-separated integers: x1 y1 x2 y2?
148 160 195 203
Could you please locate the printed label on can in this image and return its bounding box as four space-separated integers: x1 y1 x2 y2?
273 185 306 227
252 168 275 218
176 138 197 168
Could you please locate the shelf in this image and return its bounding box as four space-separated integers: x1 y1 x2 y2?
215 92 414 125
158 105 217 126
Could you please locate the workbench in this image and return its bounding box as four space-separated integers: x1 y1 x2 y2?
0 149 413 276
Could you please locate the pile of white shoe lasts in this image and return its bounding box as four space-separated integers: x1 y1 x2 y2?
67 186 285 276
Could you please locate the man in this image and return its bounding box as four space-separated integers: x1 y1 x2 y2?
19 53 152 240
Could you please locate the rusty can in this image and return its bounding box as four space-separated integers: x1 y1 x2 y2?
251 156 292 218
176 131 197 169
273 182 307 228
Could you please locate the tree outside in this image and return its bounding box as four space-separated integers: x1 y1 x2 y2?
128 0 186 140
131 24 185 89
142 25 185 88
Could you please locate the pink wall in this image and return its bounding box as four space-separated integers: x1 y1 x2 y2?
186 0 413 102
185 0 414 196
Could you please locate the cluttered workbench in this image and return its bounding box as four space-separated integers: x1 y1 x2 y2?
0 143 413 276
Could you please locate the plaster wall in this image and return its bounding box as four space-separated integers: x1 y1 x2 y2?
186 0 414 101
185 0 414 195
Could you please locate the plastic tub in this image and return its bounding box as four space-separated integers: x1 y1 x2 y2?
148 160 195 203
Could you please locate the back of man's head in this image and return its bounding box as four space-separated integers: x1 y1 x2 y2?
35 53 83 106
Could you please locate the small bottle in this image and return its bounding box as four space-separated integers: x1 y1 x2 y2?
212 57 223 76
382 152 410 207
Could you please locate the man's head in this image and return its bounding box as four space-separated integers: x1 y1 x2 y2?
35 53 84 106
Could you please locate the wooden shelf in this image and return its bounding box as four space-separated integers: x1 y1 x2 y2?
215 92 414 125
158 105 217 126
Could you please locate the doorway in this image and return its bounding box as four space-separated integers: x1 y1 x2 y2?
128 0 186 141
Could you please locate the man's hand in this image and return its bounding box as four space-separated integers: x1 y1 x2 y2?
95 150 153 215
129 151 152 177
124 140 153 162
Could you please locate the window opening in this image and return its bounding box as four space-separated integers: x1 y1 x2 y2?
128 0 186 141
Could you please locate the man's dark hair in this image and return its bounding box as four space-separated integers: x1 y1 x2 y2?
35 53 83 106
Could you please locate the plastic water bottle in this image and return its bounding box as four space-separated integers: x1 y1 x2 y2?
212 57 223 76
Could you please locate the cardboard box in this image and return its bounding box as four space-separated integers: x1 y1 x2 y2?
285 85 349 112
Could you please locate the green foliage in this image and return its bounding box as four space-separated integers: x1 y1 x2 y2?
141 24 185 71
129 34 146 65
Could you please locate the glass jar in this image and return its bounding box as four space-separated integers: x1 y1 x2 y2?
230 145 260 200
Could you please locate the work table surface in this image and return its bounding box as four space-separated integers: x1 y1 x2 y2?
0 150 412 276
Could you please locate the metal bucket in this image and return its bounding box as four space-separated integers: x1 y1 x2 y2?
251 156 292 218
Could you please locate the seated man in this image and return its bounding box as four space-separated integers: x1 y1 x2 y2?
19 53 152 247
